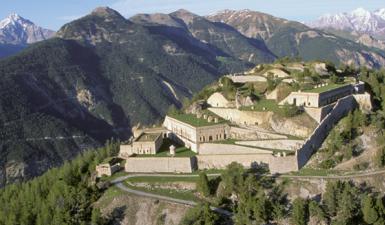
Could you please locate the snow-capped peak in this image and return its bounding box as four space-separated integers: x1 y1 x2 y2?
8 13 20 20
350 7 370 17
307 7 385 37
0 13 55 44
374 8 385 20
0 13 32 29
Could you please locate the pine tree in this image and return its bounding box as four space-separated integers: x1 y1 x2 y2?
308 200 326 222
91 208 104 225
323 181 341 216
180 203 219 225
362 195 379 224
335 183 359 225
253 191 270 224
375 147 385 168
197 172 211 197
291 198 308 225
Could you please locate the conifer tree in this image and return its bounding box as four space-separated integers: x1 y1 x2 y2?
197 171 211 197
291 198 308 225
362 195 379 224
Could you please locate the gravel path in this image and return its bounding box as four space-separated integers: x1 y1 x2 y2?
110 169 385 216
111 173 232 216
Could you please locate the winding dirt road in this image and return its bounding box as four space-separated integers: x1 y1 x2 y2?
110 169 385 216
110 173 232 216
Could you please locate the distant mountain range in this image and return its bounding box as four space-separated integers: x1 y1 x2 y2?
307 8 385 48
0 13 55 57
2 7 385 186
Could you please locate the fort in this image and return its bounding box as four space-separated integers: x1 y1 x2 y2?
106 63 373 175
119 129 164 157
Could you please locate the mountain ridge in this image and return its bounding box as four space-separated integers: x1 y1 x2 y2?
0 13 55 58
0 7 259 186
307 7 385 40
2 7 385 186
0 13 55 44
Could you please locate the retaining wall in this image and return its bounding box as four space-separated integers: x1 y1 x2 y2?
208 108 272 126
198 143 271 155
304 103 334 123
197 154 298 174
230 126 287 140
296 95 358 168
125 157 196 173
227 75 267 83
353 93 372 112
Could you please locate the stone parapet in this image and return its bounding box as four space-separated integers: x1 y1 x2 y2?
125 157 196 173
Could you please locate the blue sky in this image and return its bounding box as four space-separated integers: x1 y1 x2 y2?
1 0 384 30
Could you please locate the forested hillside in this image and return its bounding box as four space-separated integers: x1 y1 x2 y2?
0 7 268 186
2 6 385 186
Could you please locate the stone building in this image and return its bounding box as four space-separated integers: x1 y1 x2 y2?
279 82 365 108
96 158 122 177
163 115 230 153
120 131 164 157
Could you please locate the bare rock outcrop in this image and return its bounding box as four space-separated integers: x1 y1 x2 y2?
269 114 317 138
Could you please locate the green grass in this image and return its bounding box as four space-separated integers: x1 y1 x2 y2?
126 174 220 183
99 170 128 182
97 186 126 206
128 176 200 183
136 133 161 142
168 113 226 127
288 168 345 176
124 181 199 201
241 99 282 113
304 83 348 93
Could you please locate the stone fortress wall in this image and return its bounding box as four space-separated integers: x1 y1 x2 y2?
163 116 230 153
131 133 163 155
208 108 273 126
197 154 298 174
318 84 359 106
121 94 368 174
304 104 334 123
280 82 364 108
226 75 267 83
296 95 358 168
119 128 166 157
163 116 199 151
125 157 196 173
230 126 287 140
197 94 365 173
353 92 372 112
198 143 272 155
280 91 320 107
119 80 371 174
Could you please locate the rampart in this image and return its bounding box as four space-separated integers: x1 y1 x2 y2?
296 95 358 168
197 154 298 174
226 75 267 83
304 103 334 123
198 143 271 155
230 126 287 140
125 157 196 173
208 108 272 126
353 93 372 112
